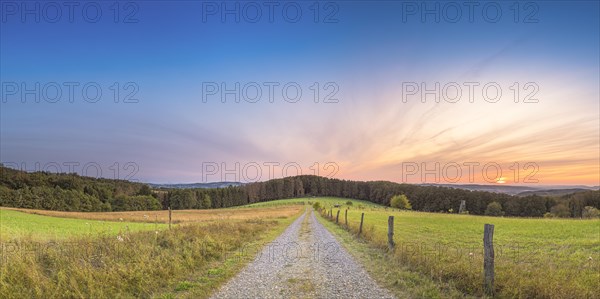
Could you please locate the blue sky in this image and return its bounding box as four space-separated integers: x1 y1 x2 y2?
1 1 599 184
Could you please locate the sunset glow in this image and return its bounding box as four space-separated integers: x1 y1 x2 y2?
1 1 598 186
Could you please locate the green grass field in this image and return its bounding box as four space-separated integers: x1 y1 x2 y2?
0 209 166 241
317 201 600 298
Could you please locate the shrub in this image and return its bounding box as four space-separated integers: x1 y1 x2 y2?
346 200 353 206
390 194 412 210
485 202 504 216
582 206 599 218
312 201 321 210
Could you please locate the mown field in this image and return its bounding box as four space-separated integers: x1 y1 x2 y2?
2 205 302 225
0 209 167 240
0 205 304 298
314 200 599 298
241 197 381 209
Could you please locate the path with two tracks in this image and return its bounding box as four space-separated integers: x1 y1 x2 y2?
211 210 394 299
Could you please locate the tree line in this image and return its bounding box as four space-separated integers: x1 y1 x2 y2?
163 176 598 218
1 166 598 217
0 166 161 211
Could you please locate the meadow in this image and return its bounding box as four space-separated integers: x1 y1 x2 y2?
0 205 304 298
315 200 599 298
1 206 301 241
0 209 166 240
2 197 598 298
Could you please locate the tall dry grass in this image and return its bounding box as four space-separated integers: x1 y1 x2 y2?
0 219 281 298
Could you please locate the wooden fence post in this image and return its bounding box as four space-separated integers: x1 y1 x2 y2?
345 209 348 227
388 216 395 250
483 224 495 296
336 210 340 223
168 206 172 230
358 212 364 236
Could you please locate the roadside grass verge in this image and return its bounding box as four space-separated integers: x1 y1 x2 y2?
160 209 306 298
315 210 466 298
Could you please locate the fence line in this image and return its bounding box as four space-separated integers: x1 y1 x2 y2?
317 207 496 293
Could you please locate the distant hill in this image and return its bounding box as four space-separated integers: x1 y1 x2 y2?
516 188 595 197
152 181 598 194
421 184 599 196
420 184 536 195
148 182 243 189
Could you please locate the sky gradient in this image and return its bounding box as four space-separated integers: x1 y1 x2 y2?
1 1 599 185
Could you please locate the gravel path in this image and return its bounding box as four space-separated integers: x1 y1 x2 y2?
211 209 395 299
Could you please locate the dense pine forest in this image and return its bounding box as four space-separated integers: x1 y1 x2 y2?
0 165 597 218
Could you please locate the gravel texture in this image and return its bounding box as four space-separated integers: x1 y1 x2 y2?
211 209 395 299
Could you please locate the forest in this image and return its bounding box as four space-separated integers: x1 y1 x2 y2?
0 165 598 217
0 166 160 211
